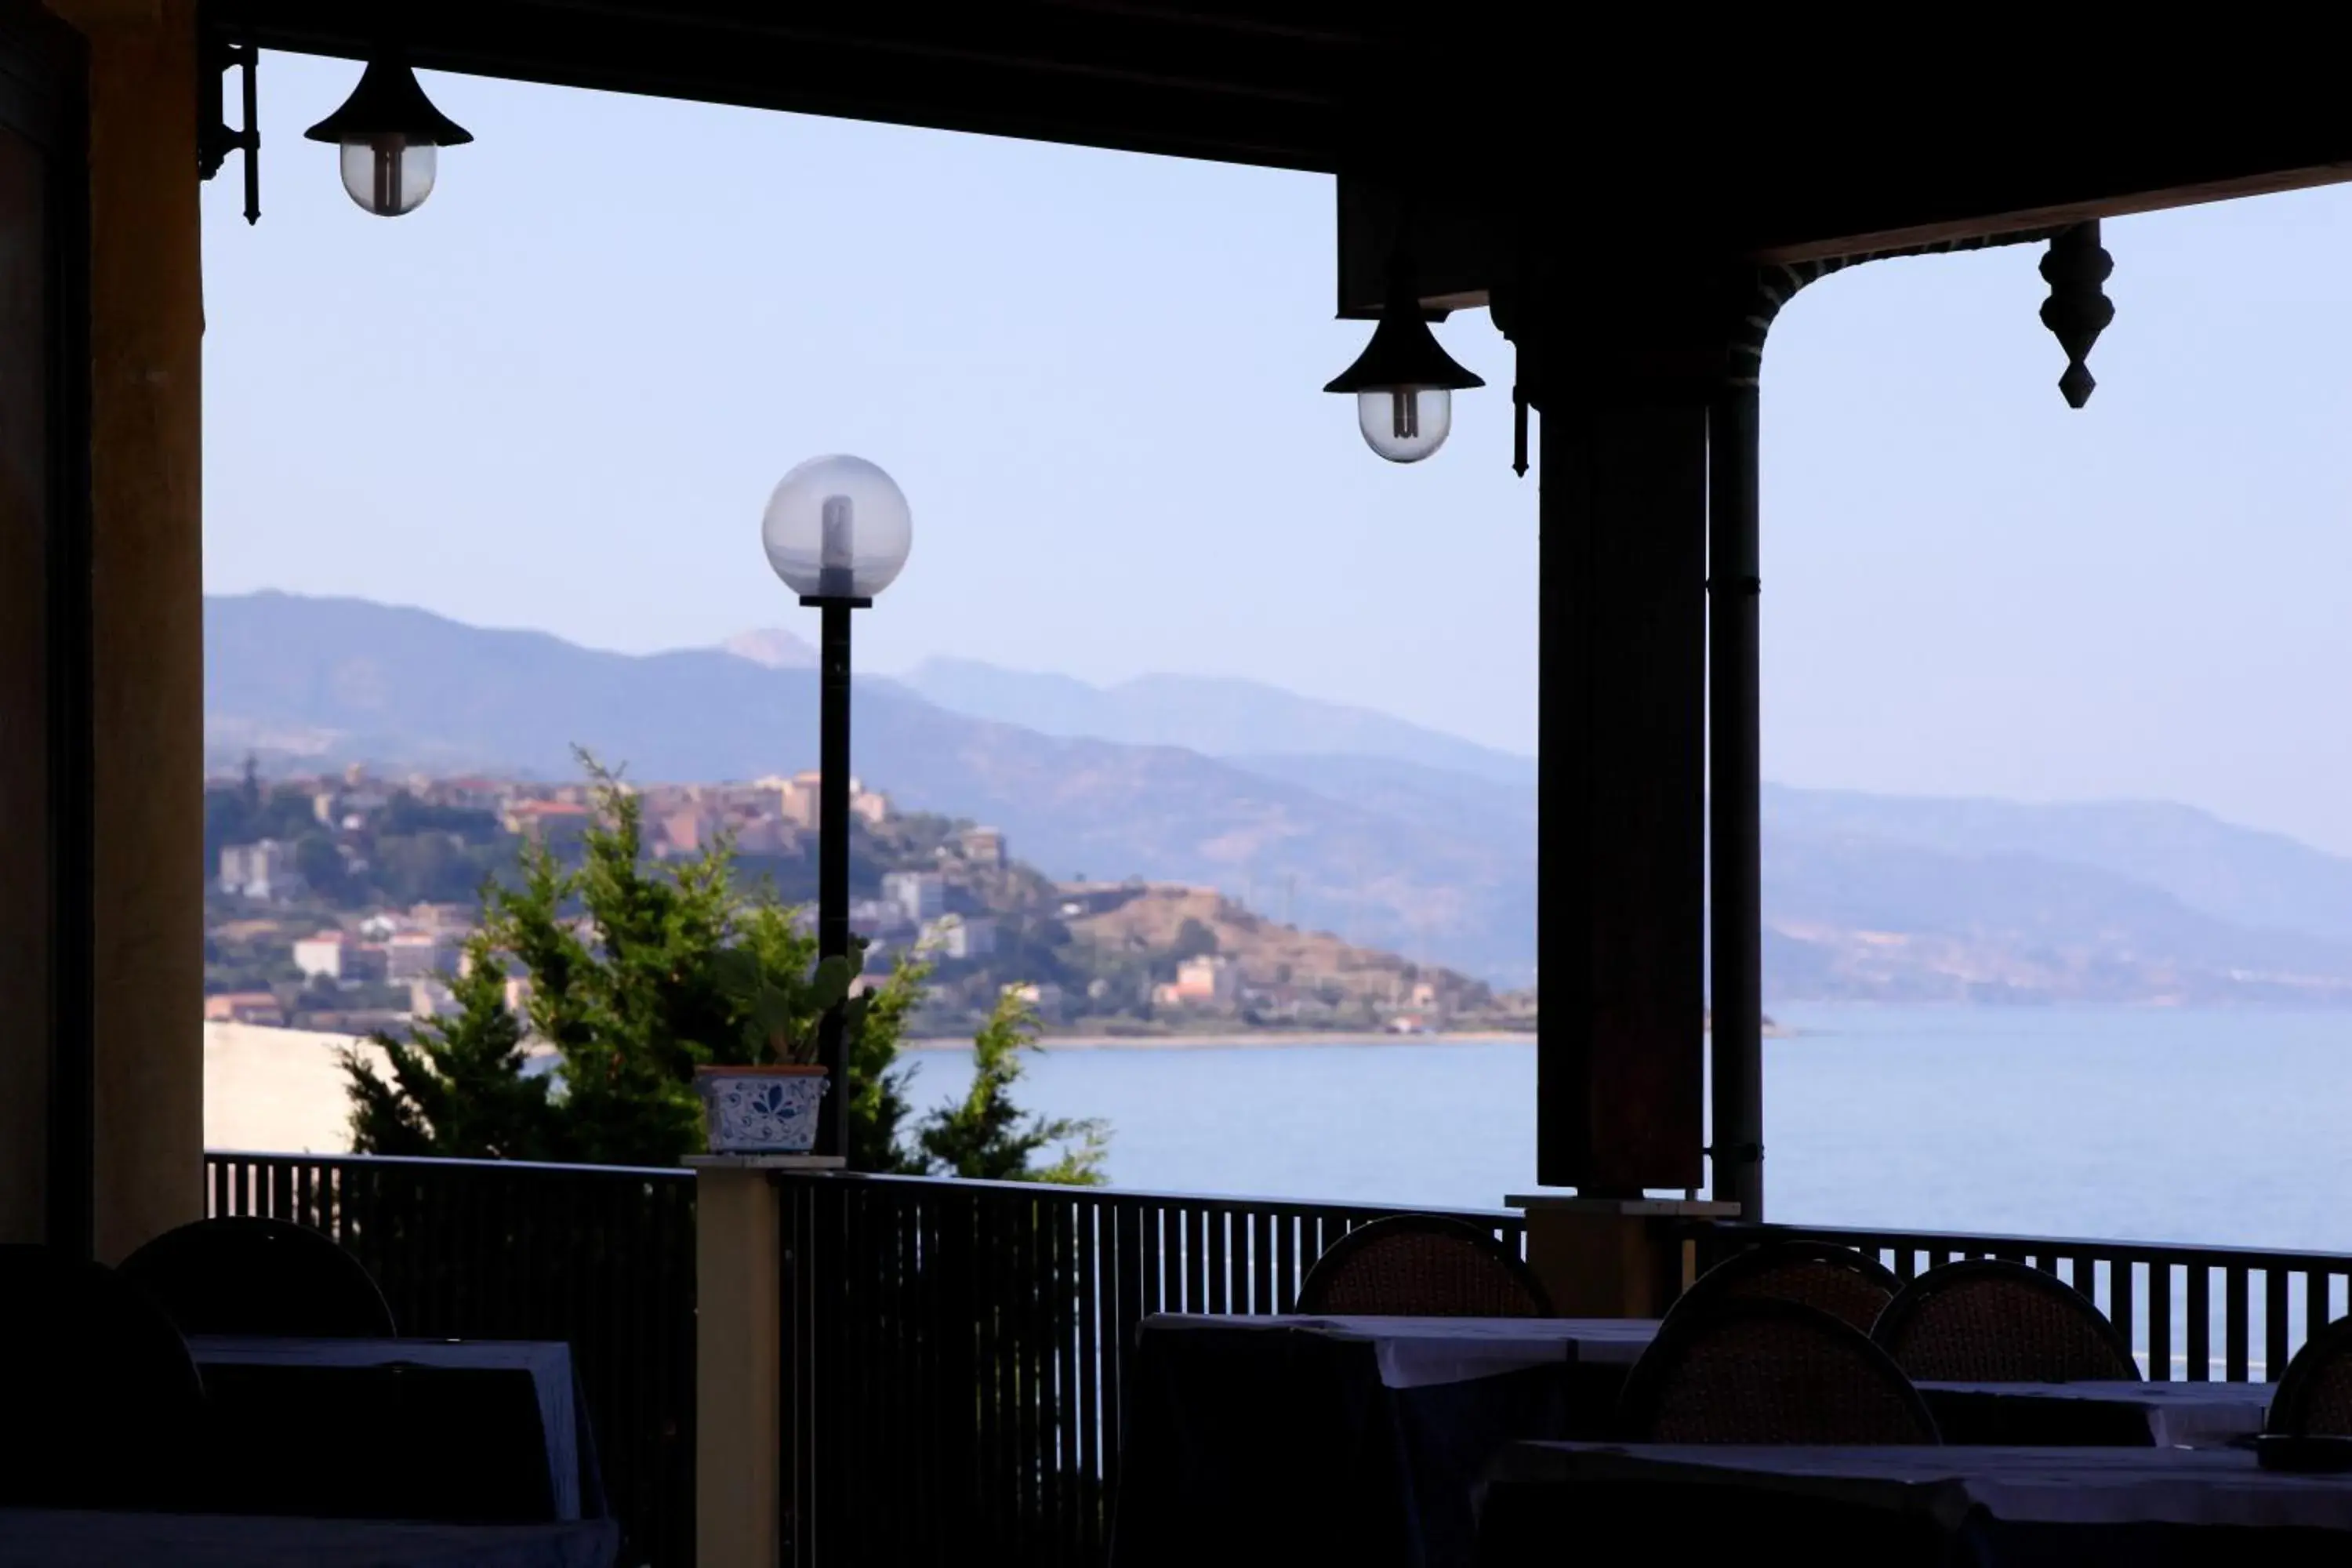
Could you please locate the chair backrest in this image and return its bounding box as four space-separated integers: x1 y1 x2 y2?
1615 1297 1941 1444
120 1216 397 1339
2269 1314 2352 1436
1673 1240 1899 1334
1295 1214 1552 1317
1872 1259 2140 1384
0 1243 209 1508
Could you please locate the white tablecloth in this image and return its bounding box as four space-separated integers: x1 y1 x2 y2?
1485 1443 2352 1531
1138 1314 1661 1388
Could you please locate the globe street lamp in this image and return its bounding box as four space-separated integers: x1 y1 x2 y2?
303 56 473 217
762 456 913 1156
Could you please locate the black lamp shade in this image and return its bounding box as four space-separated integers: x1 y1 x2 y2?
303 59 473 147
1323 299 1484 395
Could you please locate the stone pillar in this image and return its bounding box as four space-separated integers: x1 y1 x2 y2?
695 1162 785 1568
0 2 84 1247
46 0 205 1260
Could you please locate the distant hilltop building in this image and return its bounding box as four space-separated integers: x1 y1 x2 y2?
765 770 891 829
218 840 302 902
502 799 593 844
849 895 909 937
653 806 711 859
956 826 1007 867
881 869 946 924
924 913 996 960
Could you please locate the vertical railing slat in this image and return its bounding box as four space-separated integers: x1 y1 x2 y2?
2225 1265 2251 1382
2188 1264 2213 1381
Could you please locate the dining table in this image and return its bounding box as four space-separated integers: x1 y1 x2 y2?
1917 1377 2273 1450
1109 1313 1658 1568
1474 1440 2352 1567
188 1335 601 1525
1109 1311 2279 1568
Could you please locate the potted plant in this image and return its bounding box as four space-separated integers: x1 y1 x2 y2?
698 948 870 1155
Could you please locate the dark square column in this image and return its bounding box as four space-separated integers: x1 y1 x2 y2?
1534 390 1708 1194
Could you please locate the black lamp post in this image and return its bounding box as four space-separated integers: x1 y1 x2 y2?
303 55 472 216
762 456 913 1159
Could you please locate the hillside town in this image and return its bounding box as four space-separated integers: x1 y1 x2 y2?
205 764 1534 1040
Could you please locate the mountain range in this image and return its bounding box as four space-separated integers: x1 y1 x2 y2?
207 593 1532 981
206 591 2352 1002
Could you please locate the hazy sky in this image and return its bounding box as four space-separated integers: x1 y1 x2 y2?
205 55 2352 855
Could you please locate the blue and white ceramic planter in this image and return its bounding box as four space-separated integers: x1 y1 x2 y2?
695 1065 829 1154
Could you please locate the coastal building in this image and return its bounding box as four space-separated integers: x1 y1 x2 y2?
384 932 458 982
1007 981 1064 1014
408 977 459 1018
201 991 285 1027
291 931 350 982
1174 954 1240 1007
292 931 387 985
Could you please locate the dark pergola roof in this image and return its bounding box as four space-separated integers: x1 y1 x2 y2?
214 2 2352 284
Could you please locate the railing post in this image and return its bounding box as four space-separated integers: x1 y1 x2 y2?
692 1159 786 1568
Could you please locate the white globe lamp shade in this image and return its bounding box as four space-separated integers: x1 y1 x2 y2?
761 456 913 601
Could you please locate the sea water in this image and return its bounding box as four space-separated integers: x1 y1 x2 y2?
906 1004 2352 1254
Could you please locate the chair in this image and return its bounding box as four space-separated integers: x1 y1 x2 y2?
1671 1240 1899 1333
0 1244 209 1508
1295 1214 1553 1317
120 1216 397 1338
1872 1258 2139 1383
1615 1297 1941 1444
2267 1315 2352 1436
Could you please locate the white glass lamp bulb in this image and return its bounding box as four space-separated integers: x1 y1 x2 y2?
340 135 437 216
1356 387 1453 463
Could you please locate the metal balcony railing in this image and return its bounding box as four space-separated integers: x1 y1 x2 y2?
1696 1218 2352 1384
204 1152 2352 1568
205 1151 696 1568
774 1169 1524 1568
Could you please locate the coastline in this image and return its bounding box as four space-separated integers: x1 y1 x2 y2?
904 1029 1537 1051
906 1019 1791 1051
